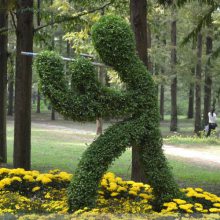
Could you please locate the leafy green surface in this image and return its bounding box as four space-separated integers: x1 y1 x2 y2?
35 15 180 211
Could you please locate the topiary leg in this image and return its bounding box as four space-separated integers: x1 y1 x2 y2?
68 121 132 211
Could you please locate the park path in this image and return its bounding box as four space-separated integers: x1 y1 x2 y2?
16 120 220 167
163 145 220 166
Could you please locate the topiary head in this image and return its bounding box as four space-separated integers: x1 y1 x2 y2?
91 15 136 68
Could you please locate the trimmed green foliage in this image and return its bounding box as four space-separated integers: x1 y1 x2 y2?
35 15 181 212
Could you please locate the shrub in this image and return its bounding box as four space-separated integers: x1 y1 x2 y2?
35 15 180 212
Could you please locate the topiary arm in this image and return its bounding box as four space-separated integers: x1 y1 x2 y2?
35 51 140 121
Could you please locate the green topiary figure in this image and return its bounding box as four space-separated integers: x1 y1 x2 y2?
35 15 180 212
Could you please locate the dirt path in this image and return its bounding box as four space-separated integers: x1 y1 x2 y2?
163 145 220 168
39 121 220 167
8 119 220 167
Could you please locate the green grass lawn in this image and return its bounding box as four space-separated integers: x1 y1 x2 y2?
6 116 220 195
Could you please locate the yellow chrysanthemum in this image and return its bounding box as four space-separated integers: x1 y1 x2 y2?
45 192 51 199
0 168 9 175
195 188 203 192
36 175 52 184
111 192 119 197
23 175 35 182
179 204 193 213
0 181 5 189
0 178 11 186
117 186 127 192
101 179 108 187
209 208 220 213
108 182 118 191
11 176 22 182
58 172 72 181
128 190 137 196
173 199 187 205
104 172 115 179
163 202 177 208
9 168 25 176
98 190 104 195
31 170 40 177
127 181 135 185
32 186 40 192
139 193 151 200
133 182 144 187
194 203 203 208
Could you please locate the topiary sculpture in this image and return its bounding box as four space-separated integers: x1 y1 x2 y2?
35 15 180 212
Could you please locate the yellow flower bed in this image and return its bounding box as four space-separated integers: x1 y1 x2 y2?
3 213 220 220
0 168 220 217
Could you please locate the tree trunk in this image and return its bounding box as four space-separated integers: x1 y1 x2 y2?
203 34 212 126
160 85 164 121
187 81 194 119
194 33 202 135
67 40 71 57
49 0 56 121
132 145 146 181
7 80 14 116
0 1 8 164
154 64 159 96
96 66 106 135
187 41 196 119
37 0 41 26
130 0 148 66
51 108 55 120
147 26 153 72
130 0 148 183
96 118 103 135
36 88 41 113
14 0 34 170
170 11 178 132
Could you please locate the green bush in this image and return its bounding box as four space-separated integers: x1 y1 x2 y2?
35 15 180 212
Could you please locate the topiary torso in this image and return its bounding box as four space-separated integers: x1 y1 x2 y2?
35 15 180 212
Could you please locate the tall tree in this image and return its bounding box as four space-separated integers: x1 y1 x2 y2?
188 39 197 119
96 66 106 135
0 0 8 163
130 0 148 183
7 54 14 116
14 0 34 169
187 77 194 119
188 43 195 119
8 81 14 116
50 0 56 121
36 88 41 113
187 42 195 119
203 28 212 125
194 32 202 134
170 8 178 131
160 84 165 120
130 0 148 66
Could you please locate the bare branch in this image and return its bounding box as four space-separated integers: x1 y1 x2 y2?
34 2 112 33
10 11 17 30
181 5 215 45
0 27 9 35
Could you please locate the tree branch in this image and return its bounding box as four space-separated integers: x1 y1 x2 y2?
0 27 9 35
10 11 17 30
34 2 112 33
181 5 215 45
